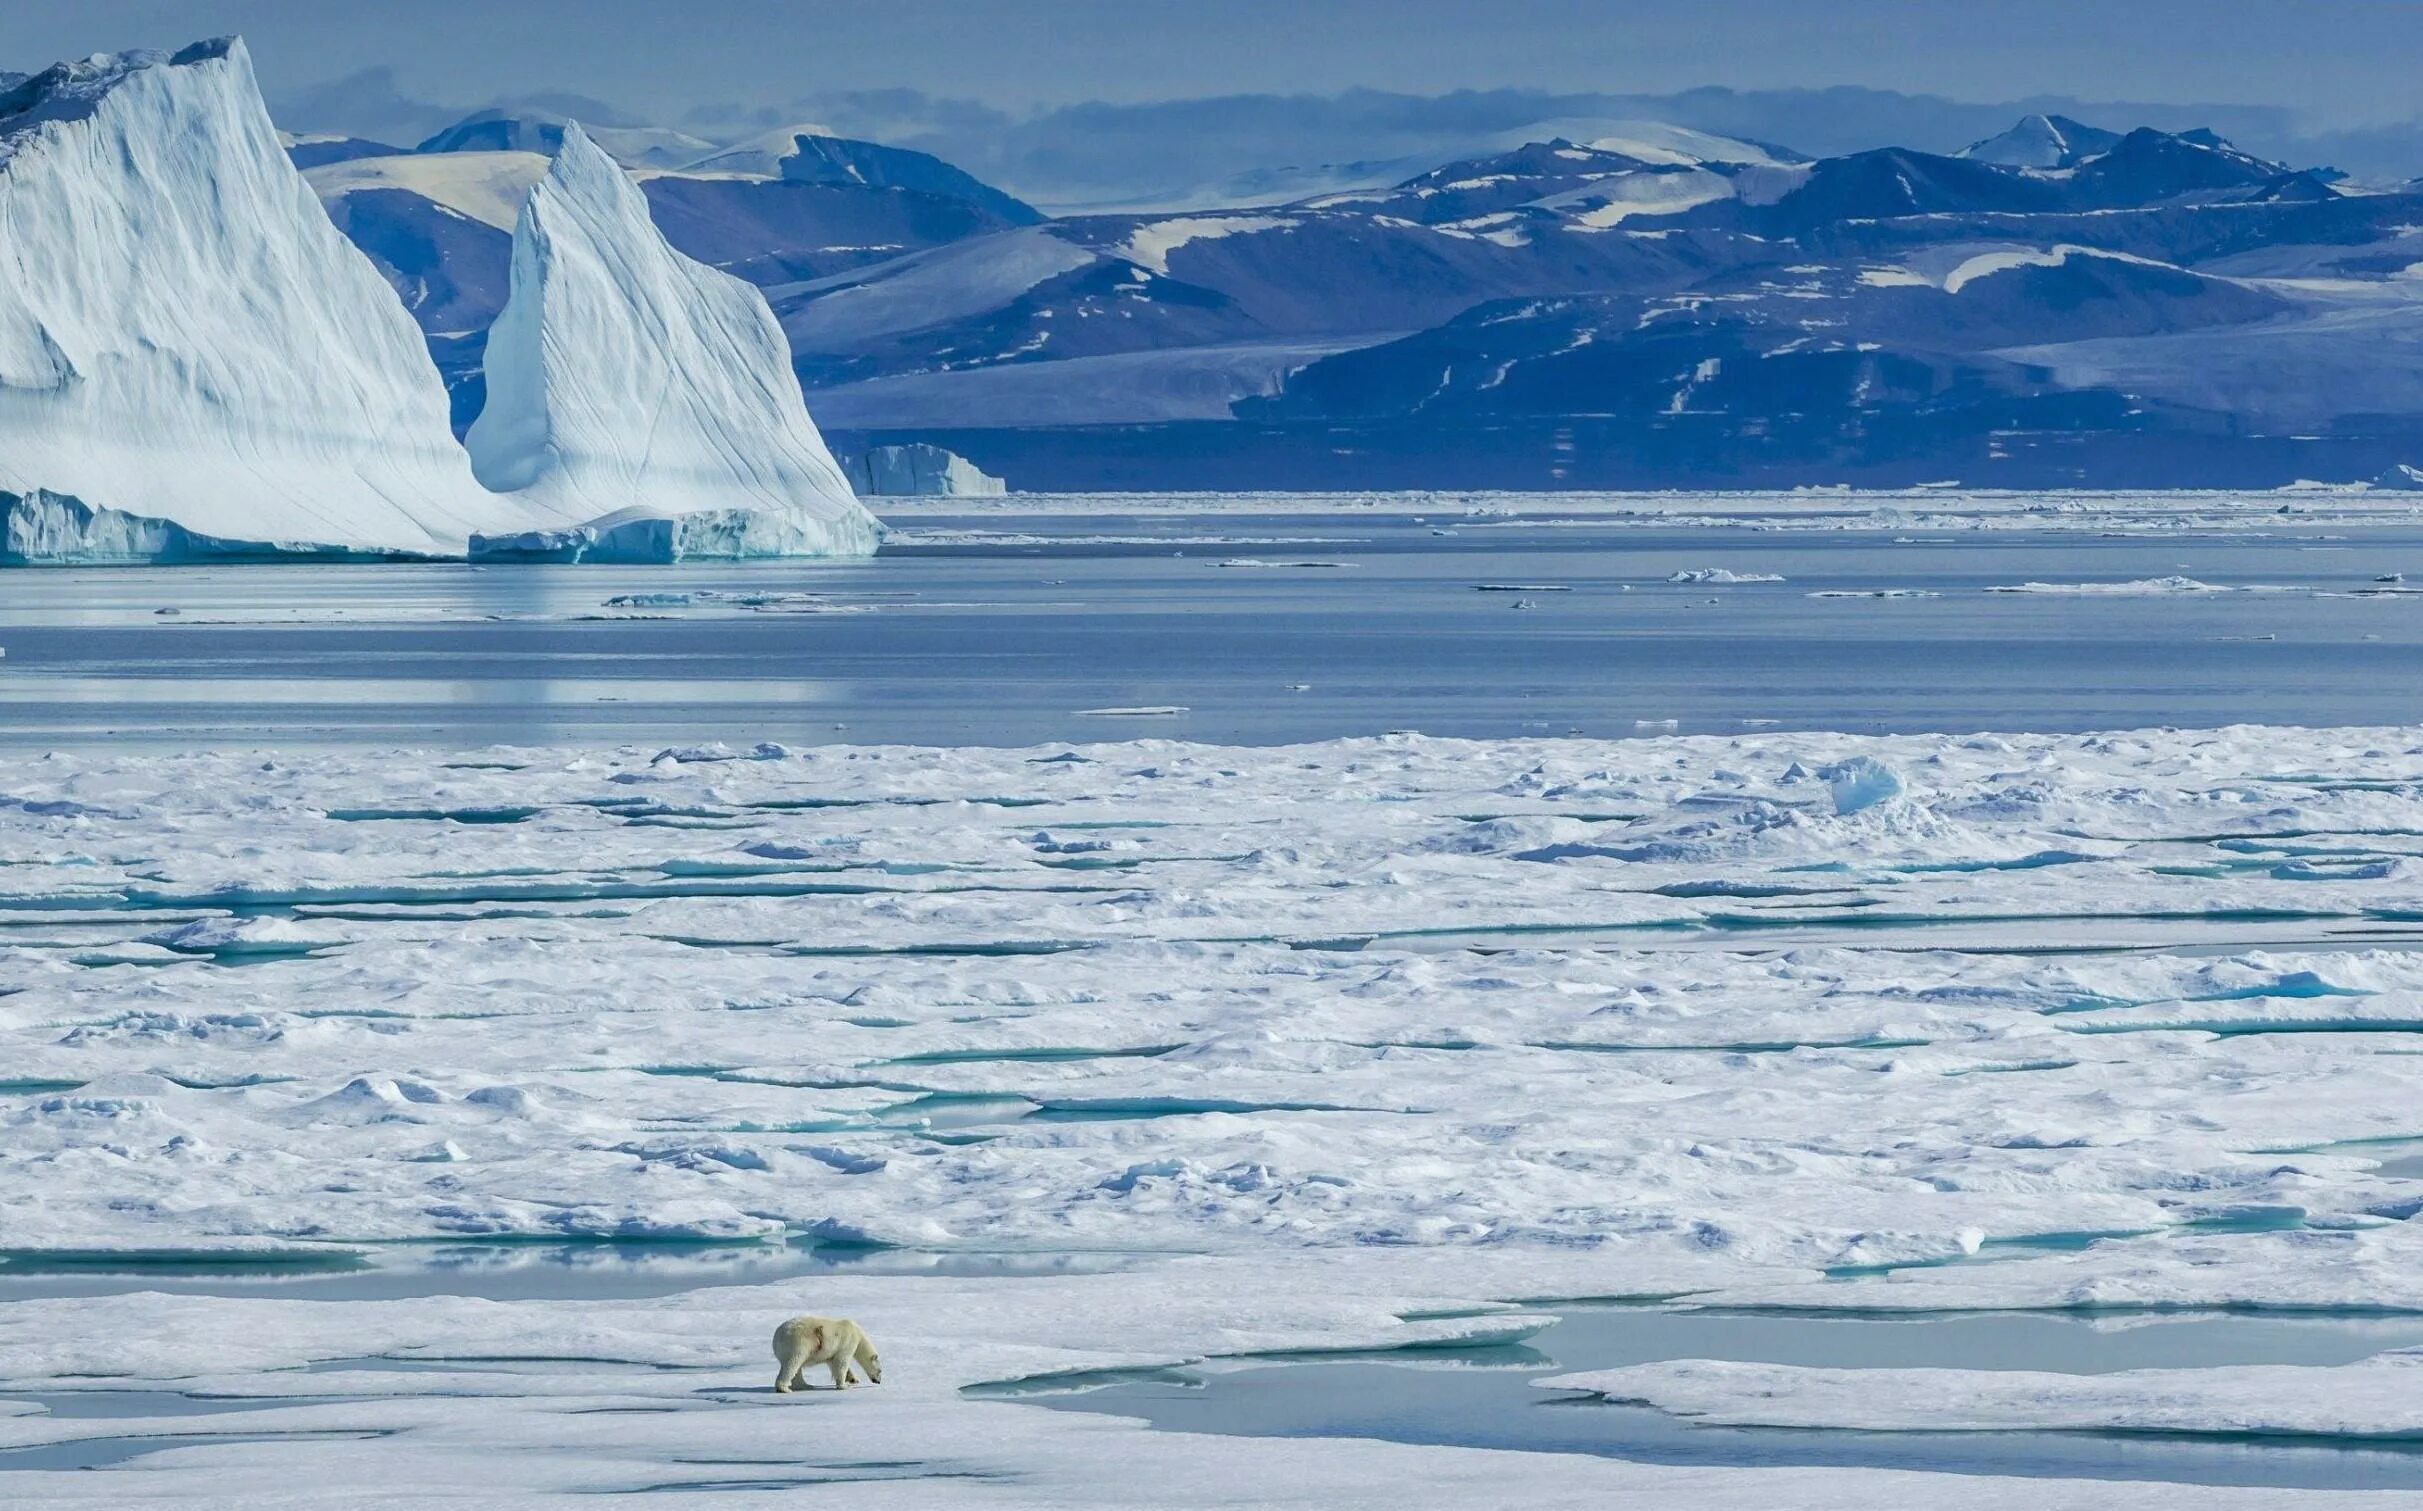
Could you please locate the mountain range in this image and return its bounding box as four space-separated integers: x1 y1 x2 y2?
295 90 2423 490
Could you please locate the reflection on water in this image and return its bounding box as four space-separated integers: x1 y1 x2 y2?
6 515 2423 749
1016 1303 2423 1491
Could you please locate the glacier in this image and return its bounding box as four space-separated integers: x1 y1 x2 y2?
0 42 878 566
464 124 881 562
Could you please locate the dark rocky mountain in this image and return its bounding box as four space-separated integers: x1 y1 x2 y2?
283 133 400 169
301 105 2423 487
686 128 1043 226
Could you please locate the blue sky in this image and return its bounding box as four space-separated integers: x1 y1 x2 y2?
6 0 2422 128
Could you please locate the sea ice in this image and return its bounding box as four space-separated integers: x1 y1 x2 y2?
9 727 2423 1501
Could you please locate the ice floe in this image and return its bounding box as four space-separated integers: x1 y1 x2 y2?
11 728 2423 1500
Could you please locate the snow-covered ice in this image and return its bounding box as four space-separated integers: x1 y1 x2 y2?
1666 567 1785 583
10 726 2423 1497
867 486 2423 536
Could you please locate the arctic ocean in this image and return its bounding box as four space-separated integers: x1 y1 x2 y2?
15 8 2423 1508
7 495 2422 748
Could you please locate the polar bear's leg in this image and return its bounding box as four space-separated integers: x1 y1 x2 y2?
774 1322 823 1392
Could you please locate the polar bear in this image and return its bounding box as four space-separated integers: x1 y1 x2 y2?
773 1315 883 1391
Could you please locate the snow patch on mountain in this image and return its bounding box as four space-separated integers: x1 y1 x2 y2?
776 228 1098 351
1119 215 1291 274
1480 118 1787 169
304 149 550 231
1941 244 2174 295
676 122 841 179
416 108 715 170
465 124 879 561
1576 121 1789 168
1550 167 1736 228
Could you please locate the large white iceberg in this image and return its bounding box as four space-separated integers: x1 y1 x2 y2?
0 40 548 561
465 124 880 561
0 40 879 566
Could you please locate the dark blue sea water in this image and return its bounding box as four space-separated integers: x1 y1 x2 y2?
2 513 2420 749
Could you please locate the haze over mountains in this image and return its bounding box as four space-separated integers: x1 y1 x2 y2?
289 77 2423 491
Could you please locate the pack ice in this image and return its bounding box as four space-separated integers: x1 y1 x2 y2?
0 41 877 565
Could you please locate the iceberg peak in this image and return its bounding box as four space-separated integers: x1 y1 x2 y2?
0 38 236 161
0 33 554 558
465 122 880 560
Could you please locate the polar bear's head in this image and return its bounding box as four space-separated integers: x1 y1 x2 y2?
860 1343 883 1384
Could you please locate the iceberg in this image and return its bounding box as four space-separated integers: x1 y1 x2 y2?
465 124 881 562
0 40 549 560
0 40 879 566
842 442 1007 497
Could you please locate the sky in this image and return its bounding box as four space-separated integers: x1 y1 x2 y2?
7 0 2423 129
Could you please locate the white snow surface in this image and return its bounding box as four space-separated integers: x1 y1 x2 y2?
1940 244 2175 295
676 120 842 179
1491 118 1786 169
1117 215 1291 274
1551 167 1735 228
1545 1353 2423 1437
464 125 879 560
9 726 2423 1257
0 41 545 558
773 228 1098 351
303 148 552 231
1666 567 1785 583
12 726 2423 1500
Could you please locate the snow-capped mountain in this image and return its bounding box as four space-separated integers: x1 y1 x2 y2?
416 107 716 170
262 82 2423 490
682 126 1042 224
1245 250 2285 427
466 125 879 561
1958 113 2121 169
748 114 2423 489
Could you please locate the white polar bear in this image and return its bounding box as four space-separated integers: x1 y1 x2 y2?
773 1315 884 1391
